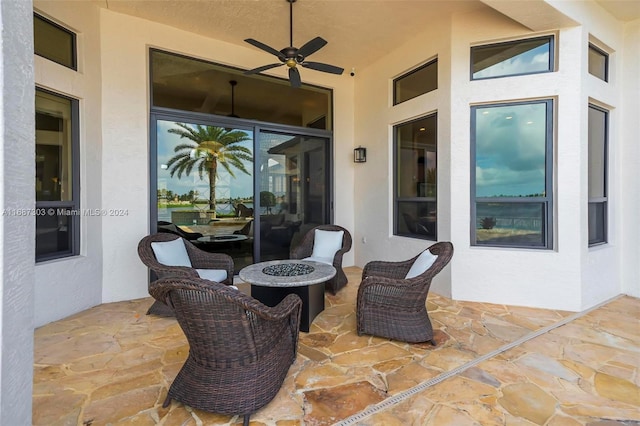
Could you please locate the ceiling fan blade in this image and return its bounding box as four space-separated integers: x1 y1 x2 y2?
297 36 328 58
301 61 344 75
244 38 286 60
244 63 284 75
289 67 302 88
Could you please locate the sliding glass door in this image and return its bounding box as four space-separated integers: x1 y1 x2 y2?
152 116 331 273
257 131 330 262
154 118 255 272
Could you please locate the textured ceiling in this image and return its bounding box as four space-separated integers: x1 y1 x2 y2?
100 0 639 73
102 0 485 72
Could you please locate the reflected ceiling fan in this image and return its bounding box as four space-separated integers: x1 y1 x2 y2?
243 0 344 88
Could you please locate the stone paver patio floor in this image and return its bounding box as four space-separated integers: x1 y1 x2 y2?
33 266 640 425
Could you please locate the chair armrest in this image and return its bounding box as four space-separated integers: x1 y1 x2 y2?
185 245 235 285
152 265 200 280
362 258 414 280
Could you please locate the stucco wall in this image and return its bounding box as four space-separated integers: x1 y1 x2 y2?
352 12 457 298
353 3 632 311
620 19 640 299
0 0 35 422
99 9 355 303
33 1 104 327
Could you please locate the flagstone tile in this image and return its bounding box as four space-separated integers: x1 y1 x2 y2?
427 404 483 425
385 361 440 393
546 414 584 426
32 273 640 425
294 363 348 389
83 386 163 426
331 342 412 367
299 332 337 348
328 331 371 353
297 343 331 361
498 383 557 425
32 390 85 426
421 346 477 371
593 372 640 406
303 381 386 425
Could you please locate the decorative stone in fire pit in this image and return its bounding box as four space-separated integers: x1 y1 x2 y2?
262 263 315 277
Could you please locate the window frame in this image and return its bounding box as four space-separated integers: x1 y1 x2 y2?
587 103 609 246
470 35 555 81
392 58 438 106
470 99 554 249
35 87 81 262
33 12 77 70
393 112 438 241
588 43 609 82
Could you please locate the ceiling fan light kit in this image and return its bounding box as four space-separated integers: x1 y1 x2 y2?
244 0 344 88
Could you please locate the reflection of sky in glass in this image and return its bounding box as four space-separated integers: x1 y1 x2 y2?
475 103 547 197
157 120 253 199
474 43 550 79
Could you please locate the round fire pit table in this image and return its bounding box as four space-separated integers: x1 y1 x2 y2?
239 259 336 332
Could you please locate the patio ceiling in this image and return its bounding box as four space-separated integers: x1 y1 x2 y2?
100 0 485 72
99 0 639 75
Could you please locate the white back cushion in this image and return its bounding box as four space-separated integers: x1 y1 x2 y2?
405 250 438 279
196 269 227 283
151 238 192 267
311 229 344 260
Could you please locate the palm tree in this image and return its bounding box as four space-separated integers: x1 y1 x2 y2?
165 123 252 218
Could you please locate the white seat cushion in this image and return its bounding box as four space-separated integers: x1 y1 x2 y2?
405 250 439 279
151 238 192 267
196 269 228 283
311 229 344 260
303 256 334 265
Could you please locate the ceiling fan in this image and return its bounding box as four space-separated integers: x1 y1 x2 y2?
243 0 344 88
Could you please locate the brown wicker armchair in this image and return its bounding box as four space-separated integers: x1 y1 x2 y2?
150 277 302 426
138 233 234 315
356 242 454 344
289 225 353 294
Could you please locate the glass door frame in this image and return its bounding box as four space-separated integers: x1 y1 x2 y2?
149 107 334 267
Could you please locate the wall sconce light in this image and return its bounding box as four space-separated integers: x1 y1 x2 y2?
354 146 367 163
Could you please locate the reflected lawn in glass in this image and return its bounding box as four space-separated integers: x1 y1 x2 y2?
475 202 545 247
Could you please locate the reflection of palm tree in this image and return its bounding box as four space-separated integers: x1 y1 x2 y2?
166 123 252 218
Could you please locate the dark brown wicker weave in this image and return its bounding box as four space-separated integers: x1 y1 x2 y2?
137 233 235 316
289 224 353 294
150 277 302 425
356 242 454 344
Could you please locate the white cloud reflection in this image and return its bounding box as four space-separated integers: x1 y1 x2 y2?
475 102 548 197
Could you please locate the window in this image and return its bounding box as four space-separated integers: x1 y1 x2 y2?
34 13 77 70
588 44 609 82
471 100 553 248
394 114 437 240
393 59 437 105
471 36 554 80
150 49 332 130
588 104 608 245
36 89 80 261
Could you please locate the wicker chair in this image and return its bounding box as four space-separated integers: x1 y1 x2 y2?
289 224 353 294
356 242 454 344
137 233 235 316
157 221 203 240
150 277 302 425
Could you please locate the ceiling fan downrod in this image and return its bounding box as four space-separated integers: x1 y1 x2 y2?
288 0 296 48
